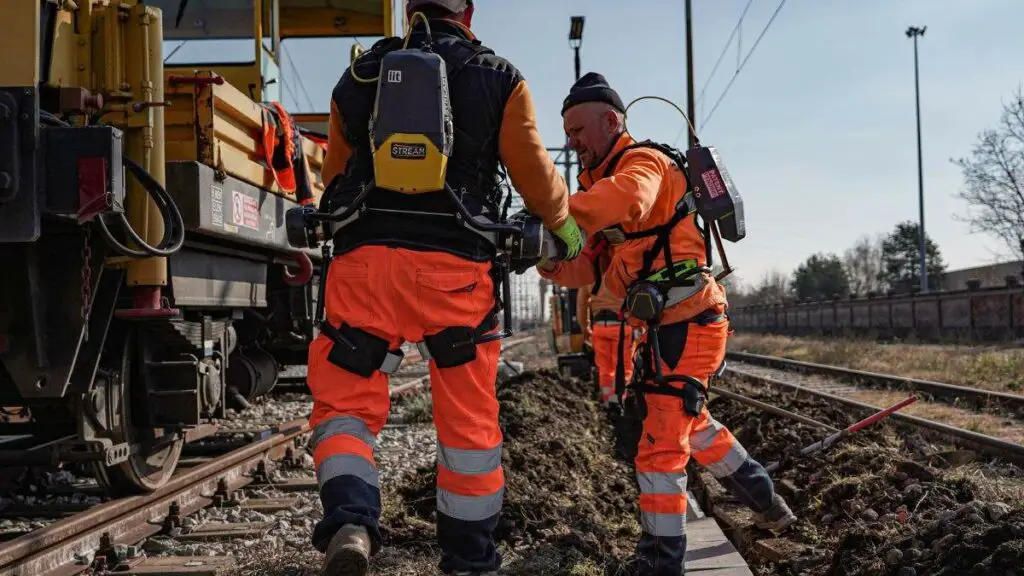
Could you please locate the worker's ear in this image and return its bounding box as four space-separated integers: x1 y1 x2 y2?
602 110 620 136
462 2 474 26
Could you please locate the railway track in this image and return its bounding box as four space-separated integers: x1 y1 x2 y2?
0 335 538 576
726 350 1024 414
0 417 310 576
717 361 1024 466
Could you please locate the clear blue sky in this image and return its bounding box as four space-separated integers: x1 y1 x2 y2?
168 0 1024 290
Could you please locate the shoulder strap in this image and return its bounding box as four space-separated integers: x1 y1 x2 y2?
443 38 491 79
598 140 712 280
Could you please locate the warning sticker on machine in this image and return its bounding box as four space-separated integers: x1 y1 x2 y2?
211 186 224 228
231 189 260 231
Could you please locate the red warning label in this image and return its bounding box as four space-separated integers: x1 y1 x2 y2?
231 190 259 231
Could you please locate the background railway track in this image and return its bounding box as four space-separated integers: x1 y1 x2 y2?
726 350 1024 414
721 352 1024 462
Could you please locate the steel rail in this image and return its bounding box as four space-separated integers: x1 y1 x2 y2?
726 350 1024 414
724 367 1024 467
708 386 838 432
0 418 309 576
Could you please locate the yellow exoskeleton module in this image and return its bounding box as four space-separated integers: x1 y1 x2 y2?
0 0 393 495
369 13 455 193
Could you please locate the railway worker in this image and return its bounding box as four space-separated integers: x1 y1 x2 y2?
307 1 583 575
538 72 797 575
576 281 635 411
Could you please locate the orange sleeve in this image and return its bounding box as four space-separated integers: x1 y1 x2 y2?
577 284 592 336
499 80 569 231
569 149 666 235
320 99 353 188
537 237 605 288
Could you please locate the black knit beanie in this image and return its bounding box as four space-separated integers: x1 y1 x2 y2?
561 72 626 116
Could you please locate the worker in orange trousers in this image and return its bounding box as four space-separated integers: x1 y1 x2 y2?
307 1 583 575
576 282 634 410
539 72 797 576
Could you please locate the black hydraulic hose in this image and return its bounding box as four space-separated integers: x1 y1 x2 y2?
40 110 185 258
97 155 185 257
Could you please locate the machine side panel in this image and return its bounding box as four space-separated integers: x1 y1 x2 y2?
167 161 310 253
168 248 268 308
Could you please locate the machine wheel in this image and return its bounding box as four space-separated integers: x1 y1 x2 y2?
89 328 184 494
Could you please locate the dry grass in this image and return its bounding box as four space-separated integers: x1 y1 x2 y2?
728 333 1024 393
944 464 1024 505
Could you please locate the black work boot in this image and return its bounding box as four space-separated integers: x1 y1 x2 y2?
321 524 371 576
752 493 798 534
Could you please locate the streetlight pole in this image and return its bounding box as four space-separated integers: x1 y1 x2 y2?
567 16 585 187
685 0 697 148
906 25 927 293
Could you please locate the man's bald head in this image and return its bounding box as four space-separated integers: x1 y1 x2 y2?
563 101 627 169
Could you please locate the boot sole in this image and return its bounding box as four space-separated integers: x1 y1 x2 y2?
322 546 370 576
755 514 797 533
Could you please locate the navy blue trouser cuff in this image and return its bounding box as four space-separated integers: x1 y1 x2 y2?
437 510 502 573
636 533 687 576
716 457 776 513
312 476 383 555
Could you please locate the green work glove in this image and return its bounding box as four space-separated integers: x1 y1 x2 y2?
553 215 584 261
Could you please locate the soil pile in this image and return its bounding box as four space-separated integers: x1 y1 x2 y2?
708 381 1024 576
376 368 641 575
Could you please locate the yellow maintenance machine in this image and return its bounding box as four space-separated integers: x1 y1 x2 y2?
0 0 393 494
548 285 593 379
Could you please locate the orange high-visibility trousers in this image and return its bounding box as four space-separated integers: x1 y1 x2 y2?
633 317 777 576
307 245 504 574
591 322 633 404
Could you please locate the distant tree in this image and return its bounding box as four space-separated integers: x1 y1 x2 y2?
720 275 753 307
952 87 1024 262
791 253 850 301
843 234 886 295
879 221 946 292
751 269 791 304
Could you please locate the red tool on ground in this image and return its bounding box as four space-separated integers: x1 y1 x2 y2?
765 395 919 474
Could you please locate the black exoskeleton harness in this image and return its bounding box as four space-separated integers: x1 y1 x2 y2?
590 140 728 416
302 27 538 378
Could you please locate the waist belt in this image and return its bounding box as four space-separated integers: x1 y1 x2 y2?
664 276 707 308
593 310 618 323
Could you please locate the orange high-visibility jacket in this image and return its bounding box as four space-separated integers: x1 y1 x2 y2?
320 21 569 232
539 133 727 326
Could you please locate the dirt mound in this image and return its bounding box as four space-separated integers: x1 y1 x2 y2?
376 368 641 575
706 382 1024 576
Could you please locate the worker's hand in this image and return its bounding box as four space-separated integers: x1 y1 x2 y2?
537 255 558 272
553 215 584 260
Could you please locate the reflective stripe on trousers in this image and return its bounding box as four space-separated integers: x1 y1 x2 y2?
634 318 775 576
306 246 504 574
312 415 380 491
